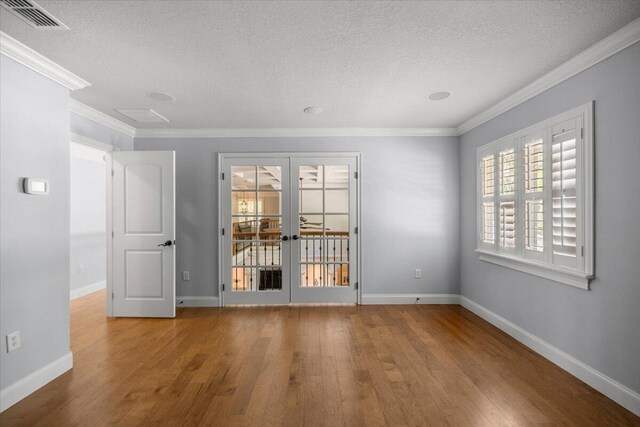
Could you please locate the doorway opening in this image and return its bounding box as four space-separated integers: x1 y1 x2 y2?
219 153 360 306
69 135 111 301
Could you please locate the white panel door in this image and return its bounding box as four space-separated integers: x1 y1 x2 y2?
112 151 176 317
291 157 358 303
222 157 291 305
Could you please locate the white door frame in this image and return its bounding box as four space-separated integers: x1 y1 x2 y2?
70 133 116 315
217 152 362 306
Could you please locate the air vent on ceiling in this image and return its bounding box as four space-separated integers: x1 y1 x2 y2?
115 109 170 123
0 0 68 30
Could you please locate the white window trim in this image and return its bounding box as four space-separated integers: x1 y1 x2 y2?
476 102 594 289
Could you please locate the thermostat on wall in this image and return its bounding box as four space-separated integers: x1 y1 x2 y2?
23 178 49 195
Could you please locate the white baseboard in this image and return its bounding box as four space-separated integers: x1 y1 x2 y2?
460 296 640 417
361 294 461 305
0 351 73 413
176 296 220 307
70 280 106 300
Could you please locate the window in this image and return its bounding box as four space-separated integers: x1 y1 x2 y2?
476 102 594 289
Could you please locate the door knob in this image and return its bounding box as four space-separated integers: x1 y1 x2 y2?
158 240 173 247
292 235 299 240
281 236 289 241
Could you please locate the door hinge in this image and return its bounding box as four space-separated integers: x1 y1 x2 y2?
354 227 358 234
354 282 358 290
221 228 225 236
581 246 584 256
355 171 358 179
111 169 114 177
221 172 225 180
111 292 114 299
580 128 584 139
112 231 114 238
222 284 225 291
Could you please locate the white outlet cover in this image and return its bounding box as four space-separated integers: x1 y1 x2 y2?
414 268 422 279
6 331 20 353
182 271 190 281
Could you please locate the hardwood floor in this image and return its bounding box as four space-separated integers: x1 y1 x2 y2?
1 290 638 426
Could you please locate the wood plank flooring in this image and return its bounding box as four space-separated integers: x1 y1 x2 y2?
1 290 638 426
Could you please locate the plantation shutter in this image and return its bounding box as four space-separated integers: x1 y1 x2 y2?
480 154 496 246
551 118 582 269
498 146 516 250
522 131 545 260
476 102 593 288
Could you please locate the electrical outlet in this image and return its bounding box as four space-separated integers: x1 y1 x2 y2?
414 268 421 279
182 271 190 281
78 264 85 275
6 331 20 353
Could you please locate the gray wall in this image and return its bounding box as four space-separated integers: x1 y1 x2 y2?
70 155 106 292
0 56 71 389
460 42 640 393
135 137 460 298
71 112 134 151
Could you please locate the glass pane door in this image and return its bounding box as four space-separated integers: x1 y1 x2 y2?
290 157 358 303
222 158 290 305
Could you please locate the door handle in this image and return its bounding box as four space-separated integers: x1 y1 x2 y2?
291 235 299 240
158 240 173 247
281 236 289 241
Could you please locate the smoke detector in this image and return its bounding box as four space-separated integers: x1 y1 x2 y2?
0 0 68 30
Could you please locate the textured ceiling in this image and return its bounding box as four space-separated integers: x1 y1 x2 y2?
2 1 639 130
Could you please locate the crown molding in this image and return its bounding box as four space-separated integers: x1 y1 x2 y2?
70 99 136 138
0 31 90 91
457 17 640 135
134 127 459 139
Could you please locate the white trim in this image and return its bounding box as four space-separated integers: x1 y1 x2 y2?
476 250 591 289
457 18 640 135
0 31 89 91
105 154 114 317
460 297 640 417
135 127 459 139
361 294 461 305
70 142 107 163
217 153 224 307
219 152 361 159
70 132 116 152
70 280 106 301
176 296 220 307
0 351 73 413
70 100 136 138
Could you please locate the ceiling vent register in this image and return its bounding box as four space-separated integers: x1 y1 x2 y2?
0 0 68 29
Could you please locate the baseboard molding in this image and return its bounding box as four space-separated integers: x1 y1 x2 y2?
70 280 106 300
0 351 73 413
176 296 220 307
361 293 461 305
460 296 640 417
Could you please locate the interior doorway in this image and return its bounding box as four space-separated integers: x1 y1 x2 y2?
219 153 360 305
69 135 111 300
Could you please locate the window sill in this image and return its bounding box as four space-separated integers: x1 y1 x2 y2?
475 249 593 289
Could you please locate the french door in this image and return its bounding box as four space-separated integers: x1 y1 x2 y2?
220 154 358 305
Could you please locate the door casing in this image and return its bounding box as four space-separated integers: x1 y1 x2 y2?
218 152 361 306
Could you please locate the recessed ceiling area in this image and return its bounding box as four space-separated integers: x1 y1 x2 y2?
1 1 639 130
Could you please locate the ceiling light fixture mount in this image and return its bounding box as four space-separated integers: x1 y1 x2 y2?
147 92 176 102
428 91 451 101
303 106 323 115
